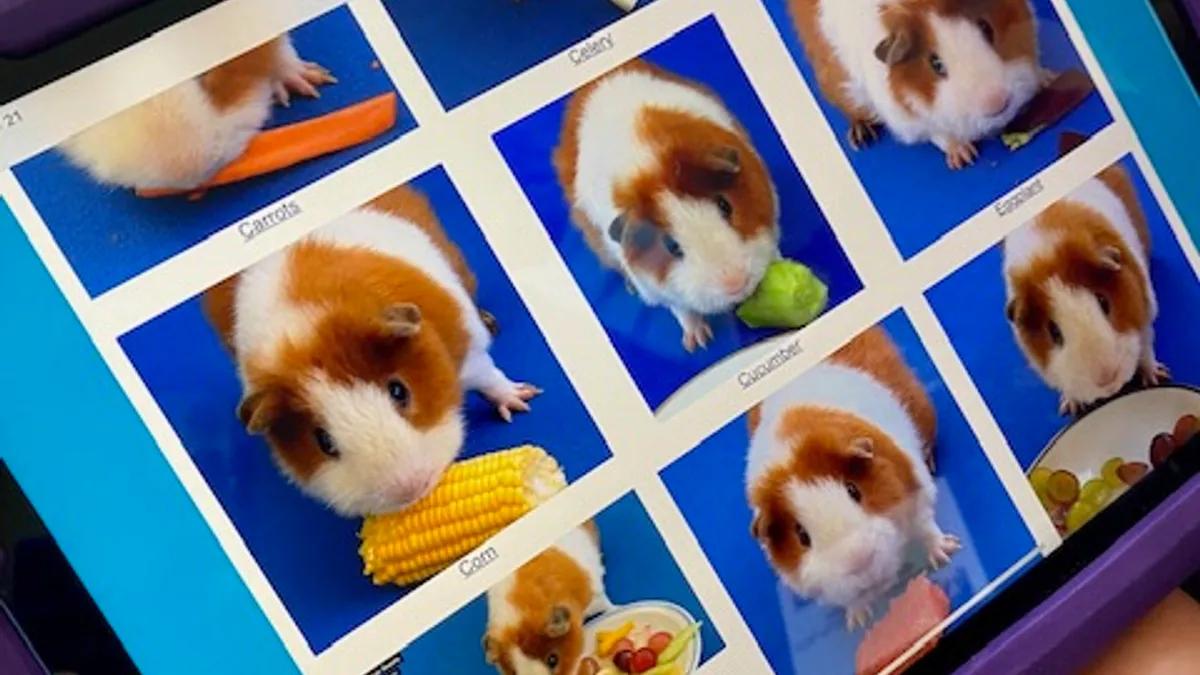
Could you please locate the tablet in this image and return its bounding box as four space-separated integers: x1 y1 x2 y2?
0 1 1197 675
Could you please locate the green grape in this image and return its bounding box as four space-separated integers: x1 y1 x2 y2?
1046 470 1080 506
1101 458 1125 488
1079 479 1113 510
1066 501 1098 534
1029 467 1053 500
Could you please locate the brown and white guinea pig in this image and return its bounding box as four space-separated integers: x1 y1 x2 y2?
553 59 781 352
744 325 960 630
786 0 1045 169
202 185 540 517
1003 132 1165 416
58 34 335 191
483 521 613 675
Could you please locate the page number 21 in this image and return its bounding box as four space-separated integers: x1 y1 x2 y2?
1 109 24 131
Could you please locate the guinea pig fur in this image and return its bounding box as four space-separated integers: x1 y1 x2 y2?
745 325 959 630
58 34 335 191
484 521 612 675
787 0 1044 169
1003 148 1163 416
554 59 781 352
202 186 540 517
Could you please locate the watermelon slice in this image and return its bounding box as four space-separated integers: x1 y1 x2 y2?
854 575 951 675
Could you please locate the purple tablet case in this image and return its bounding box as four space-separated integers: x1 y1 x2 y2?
957 472 1200 674
0 604 46 675
0 0 152 57
0 552 48 675
0 1 1198 674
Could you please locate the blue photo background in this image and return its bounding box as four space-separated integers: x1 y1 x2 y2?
495 17 864 412
760 0 1114 259
400 492 724 673
927 155 1200 470
117 166 613 654
382 0 657 110
14 6 415 298
661 311 1036 675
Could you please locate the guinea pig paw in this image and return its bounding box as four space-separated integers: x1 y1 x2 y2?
275 61 337 106
1058 396 1082 417
484 382 543 422
847 119 881 150
1140 361 1170 386
943 140 979 170
926 534 962 569
681 317 714 353
845 606 873 632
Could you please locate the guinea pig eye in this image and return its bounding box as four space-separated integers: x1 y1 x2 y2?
977 19 995 43
1047 320 1064 347
313 428 339 458
1096 293 1111 316
715 195 733 220
661 233 684 259
845 481 862 503
794 523 811 548
545 654 559 669
387 379 411 408
928 53 947 78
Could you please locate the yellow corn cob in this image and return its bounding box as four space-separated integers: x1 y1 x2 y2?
358 445 567 587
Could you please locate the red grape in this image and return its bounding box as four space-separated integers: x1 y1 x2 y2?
1151 433 1176 468
630 648 658 673
1174 414 1200 444
647 632 673 654
612 650 633 673
1117 461 1150 485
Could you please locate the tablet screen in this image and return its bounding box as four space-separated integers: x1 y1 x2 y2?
0 1 1196 675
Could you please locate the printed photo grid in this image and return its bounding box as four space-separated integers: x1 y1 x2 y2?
1 0 1198 674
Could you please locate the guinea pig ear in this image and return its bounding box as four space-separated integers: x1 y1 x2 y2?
237 388 283 435
674 147 740 193
608 214 627 243
848 437 875 461
875 26 916 65
1098 244 1123 272
749 510 766 540
545 605 572 639
382 303 422 338
1005 298 1018 323
747 405 763 437
702 146 741 176
949 0 1001 18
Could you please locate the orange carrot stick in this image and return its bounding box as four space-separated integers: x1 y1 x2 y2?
136 92 398 199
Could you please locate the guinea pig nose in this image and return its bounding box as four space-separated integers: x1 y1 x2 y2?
984 90 1012 117
846 548 876 574
388 475 435 507
721 271 750 296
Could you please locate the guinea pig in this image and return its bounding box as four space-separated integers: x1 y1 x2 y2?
202 185 540 517
484 521 613 675
553 59 781 352
744 325 959 630
786 0 1046 169
1003 132 1164 416
58 33 335 191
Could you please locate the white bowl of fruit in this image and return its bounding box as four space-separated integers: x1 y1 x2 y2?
1028 384 1200 536
578 601 703 675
